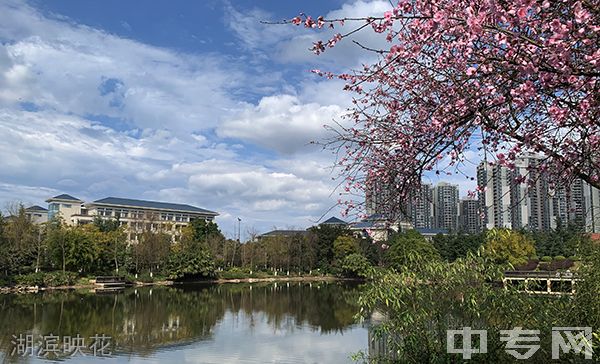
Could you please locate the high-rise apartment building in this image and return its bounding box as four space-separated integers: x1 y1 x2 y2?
433 182 459 231
459 198 480 233
478 161 512 229
509 155 552 230
406 183 434 229
477 155 600 232
365 179 393 217
583 182 600 233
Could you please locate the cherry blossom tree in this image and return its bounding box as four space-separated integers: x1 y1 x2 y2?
285 1 599 219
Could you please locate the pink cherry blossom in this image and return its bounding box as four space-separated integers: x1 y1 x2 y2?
284 1 600 220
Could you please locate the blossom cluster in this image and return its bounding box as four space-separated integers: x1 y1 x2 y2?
290 0 599 218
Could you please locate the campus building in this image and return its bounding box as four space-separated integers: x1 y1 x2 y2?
43 194 219 243
24 205 48 224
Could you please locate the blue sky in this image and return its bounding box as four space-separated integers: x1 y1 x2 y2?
0 0 476 238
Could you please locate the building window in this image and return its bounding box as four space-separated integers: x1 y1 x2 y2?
161 213 174 221
98 208 112 217
62 204 72 208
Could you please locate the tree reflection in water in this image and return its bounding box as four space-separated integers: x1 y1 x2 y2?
0 282 364 360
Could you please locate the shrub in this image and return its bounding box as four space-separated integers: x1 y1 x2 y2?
515 260 538 271
549 259 573 271
541 256 553 262
137 273 155 283
569 256 581 261
218 269 247 280
0 275 14 287
166 248 215 280
15 272 45 287
43 271 77 287
554 255 566 261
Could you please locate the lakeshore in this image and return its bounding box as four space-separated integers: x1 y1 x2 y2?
0 275 354 293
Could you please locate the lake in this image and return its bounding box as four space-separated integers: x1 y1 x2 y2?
0 282 369 363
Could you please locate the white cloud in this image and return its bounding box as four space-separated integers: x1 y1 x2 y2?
224 4 293 53
224 0 393 71
0 1 263 133
0 1 362 236
217 94 344 154
0 183 59 212
276 1 393 69
157 158 342 234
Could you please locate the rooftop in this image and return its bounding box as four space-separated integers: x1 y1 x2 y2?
25 205 48 212
350 221 387 230
320 217 348 225
415 227 449 235
46 194 82 202
91 197 218 215
259 229 308 238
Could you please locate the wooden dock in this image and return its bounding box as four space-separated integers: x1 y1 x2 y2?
94 276 127 291
503 271 581 295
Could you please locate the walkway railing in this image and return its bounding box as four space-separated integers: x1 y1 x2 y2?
503 270 580 295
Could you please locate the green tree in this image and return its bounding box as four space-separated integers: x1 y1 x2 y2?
133 230 171 274
340 253 373 278
65 226 98 273
93 215 120 233
166 241 215 280
357 235 381 266
531 219 590 258
385 230 441 273
432 232 485 262
306 225 349 271
46 217 68 272
0 212 9 275
47 223 98 273
91 221 128 274
2 204 37 274
184 219 224 243
483 228 535 267
333 235 360 265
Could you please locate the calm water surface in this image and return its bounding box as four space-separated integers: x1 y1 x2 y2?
0 282 369 363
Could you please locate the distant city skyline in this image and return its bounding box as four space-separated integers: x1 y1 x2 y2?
365 154 600 234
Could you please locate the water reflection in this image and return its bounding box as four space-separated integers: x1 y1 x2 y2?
0 282 367 363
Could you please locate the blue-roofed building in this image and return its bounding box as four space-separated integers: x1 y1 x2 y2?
256 229 308 241
415 227 449 241
319 217 348 227
41 193 218 243
349 213 414 242
46 194 84 221
25 205 48 224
